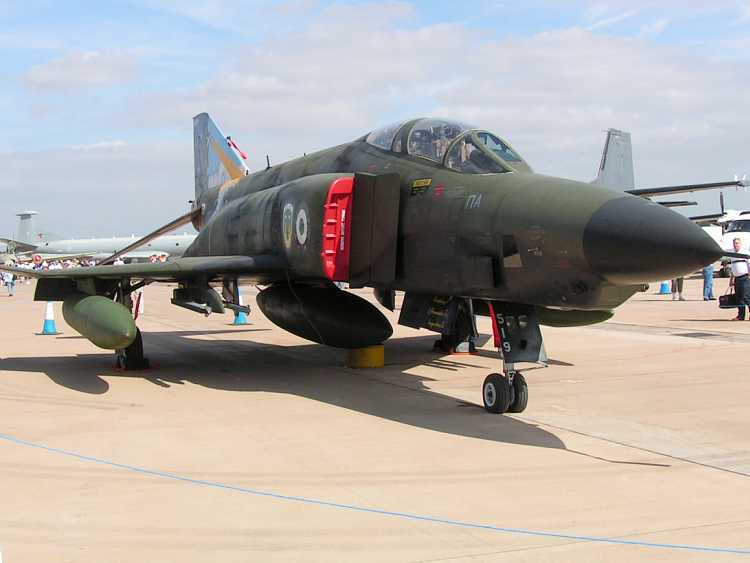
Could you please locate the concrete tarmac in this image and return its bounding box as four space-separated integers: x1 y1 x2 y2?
0 279 748 562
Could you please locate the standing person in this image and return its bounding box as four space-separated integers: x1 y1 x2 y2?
702 264 716 300
729 237 750 320
3 271 16 296
671 277 685 301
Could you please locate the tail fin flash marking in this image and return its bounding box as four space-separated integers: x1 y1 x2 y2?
193 113 250 199
592 129 634 191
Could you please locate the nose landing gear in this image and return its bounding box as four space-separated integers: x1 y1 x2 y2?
482 302 544 414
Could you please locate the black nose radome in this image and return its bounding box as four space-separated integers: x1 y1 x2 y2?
584 197 722 285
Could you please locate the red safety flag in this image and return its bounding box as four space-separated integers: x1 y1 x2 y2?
226 136 248 160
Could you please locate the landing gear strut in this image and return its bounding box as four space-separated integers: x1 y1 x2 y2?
114 280 150 371
482 302 544 414
115 327 150 370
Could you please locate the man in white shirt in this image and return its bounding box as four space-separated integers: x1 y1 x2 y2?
729 237 750 320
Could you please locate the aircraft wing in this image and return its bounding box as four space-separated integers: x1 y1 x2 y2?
626 180 745 198
656 200 696 208
0 255 287 284
689 212 724 226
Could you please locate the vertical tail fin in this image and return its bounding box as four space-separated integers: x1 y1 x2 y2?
15 211 37 245
592 128 634 191
193 113 250 199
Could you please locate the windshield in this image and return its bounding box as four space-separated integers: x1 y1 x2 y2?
726 220 750 233
445 133 508 174
475 131 523 162
407 118 473 162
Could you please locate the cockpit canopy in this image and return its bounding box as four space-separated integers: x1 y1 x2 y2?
365 117 531 174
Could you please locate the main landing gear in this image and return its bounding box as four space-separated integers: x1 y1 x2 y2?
482 302 544 414
115 327 150 370
114 280 150 371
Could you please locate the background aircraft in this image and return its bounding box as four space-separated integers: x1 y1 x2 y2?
2 113 739 415
2 209 223 265
1 210 198 263
591 128 745 204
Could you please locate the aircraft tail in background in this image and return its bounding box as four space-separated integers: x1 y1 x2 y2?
193 112 250 200
16 211 38 246
592 128 635 191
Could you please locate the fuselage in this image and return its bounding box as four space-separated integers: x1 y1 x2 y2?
186 124 720 312
35 233 196 261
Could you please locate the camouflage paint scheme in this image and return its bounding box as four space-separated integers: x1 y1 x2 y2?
184 117 718 312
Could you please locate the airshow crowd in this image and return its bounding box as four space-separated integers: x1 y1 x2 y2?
2 253 170 298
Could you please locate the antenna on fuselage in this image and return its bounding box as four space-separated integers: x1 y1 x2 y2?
266 155 271 170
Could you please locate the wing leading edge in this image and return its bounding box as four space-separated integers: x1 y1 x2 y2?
626 180 747 198
0 255 287 284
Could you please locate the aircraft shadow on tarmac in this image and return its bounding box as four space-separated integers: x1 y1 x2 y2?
0 328 665 466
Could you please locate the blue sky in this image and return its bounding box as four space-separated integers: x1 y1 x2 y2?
1 1 749 236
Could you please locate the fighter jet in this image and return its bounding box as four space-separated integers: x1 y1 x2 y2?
2 114 741 414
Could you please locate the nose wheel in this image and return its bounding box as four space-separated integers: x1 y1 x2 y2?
482 301 544 414
482 371 528 414
482 373 511 413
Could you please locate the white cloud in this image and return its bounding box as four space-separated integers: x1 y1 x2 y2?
64 141 128 150
123 9 750 185
639 17 670 35
24 51 137 91
587 8 640 30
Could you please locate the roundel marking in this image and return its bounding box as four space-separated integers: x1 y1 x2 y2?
282 203 294 249
296 208 308 245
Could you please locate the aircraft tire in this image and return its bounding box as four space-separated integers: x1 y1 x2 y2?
483 373 511 414
507 373 528 413
118 328 150 371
